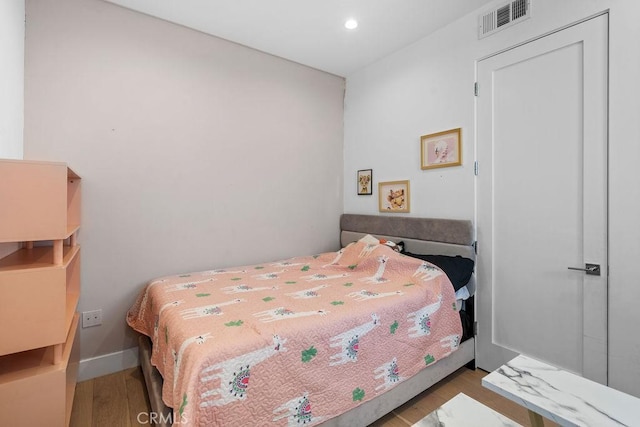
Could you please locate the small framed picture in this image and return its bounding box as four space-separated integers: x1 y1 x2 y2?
421 128 462 170
357 169 373 195
378 180 410 213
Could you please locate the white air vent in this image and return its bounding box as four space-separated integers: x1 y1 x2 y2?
478 0 531 39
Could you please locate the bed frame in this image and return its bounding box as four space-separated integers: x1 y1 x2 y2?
138 214 476 426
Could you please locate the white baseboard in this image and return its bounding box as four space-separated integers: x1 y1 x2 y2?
78 346 140 382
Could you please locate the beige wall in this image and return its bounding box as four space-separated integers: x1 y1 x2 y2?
24 0 344 361
344 0 640 397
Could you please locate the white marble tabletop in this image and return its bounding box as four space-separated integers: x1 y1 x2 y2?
411 392 522 427
482 354 640 426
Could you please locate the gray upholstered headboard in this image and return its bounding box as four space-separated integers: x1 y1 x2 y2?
340 214 476 295
340 214 475 258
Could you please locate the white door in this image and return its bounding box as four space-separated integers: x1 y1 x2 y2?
476 15 608 383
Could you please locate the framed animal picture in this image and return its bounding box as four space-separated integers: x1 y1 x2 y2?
378 180 410 213
357 169 373 195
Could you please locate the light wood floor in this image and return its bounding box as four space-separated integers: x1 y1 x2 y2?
70 367 151 427
71 366 555 426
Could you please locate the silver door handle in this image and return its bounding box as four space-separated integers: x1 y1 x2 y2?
567 263 600 276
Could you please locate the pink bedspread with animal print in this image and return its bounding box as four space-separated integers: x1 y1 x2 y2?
127 237 462 426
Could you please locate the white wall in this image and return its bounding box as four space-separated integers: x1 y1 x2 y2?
24 0 344 363
0 0 24 160
0 0 25 260
344 0 640 397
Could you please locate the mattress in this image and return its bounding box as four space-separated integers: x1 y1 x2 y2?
127 237 463 426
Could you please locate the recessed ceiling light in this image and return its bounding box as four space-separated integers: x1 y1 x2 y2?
345 19 358 30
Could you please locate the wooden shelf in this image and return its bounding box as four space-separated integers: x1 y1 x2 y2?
0 159 81 426
0 245 79 271
0 314 80 427
66 224 81 239
0 159 81 243
0 246 80 356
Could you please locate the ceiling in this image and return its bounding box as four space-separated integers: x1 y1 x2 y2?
103 0 496 77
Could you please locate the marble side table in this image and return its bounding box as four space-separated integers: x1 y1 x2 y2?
482 354 640 426
411 392 522 427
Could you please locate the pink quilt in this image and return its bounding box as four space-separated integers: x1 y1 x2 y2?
127 238 462 426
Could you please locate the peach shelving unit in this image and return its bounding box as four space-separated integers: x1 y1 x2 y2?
0 159 81 427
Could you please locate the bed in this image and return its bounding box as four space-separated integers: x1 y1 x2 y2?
128 214 476 426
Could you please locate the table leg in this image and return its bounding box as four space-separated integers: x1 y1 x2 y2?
528 410 545 427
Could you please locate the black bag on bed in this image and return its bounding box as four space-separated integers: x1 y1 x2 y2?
403 252 475 291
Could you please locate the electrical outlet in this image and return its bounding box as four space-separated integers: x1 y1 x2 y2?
82 309 102 328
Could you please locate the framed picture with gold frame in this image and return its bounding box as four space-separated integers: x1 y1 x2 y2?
421 128 462 170
378 180 410 213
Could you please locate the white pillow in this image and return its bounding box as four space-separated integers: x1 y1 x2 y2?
358 234 380 245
